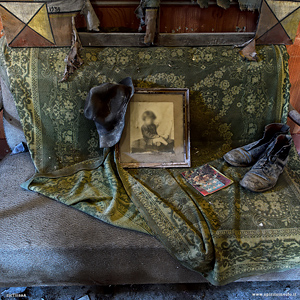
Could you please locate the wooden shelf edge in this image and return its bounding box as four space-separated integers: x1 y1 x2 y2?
0 139 10 160
91 0 240 5
79 32 255 47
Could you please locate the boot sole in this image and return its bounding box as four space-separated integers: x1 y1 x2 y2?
239 169 284 193
240 182 277 193
240 183 275 193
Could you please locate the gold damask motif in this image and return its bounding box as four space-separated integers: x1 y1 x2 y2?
0 38 299 285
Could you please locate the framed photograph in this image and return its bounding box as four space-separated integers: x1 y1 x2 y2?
117 88 190 168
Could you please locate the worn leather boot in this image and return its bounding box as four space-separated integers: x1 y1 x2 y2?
240 134 292 192
223 123 290 167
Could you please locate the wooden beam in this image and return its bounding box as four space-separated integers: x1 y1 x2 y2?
79 32 146 47
157 33 255 46
91 0 240 5
289 110 300 127
79 32 255 47
0 111 5 139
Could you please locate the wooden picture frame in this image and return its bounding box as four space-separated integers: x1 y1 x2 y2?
117 88 190 168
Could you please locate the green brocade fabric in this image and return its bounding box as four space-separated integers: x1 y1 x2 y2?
1 38 300 285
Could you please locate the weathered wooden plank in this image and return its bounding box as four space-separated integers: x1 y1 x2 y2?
157 32 255 46
0 139 10 160
287 25 300 133
79 32 146 46
289 110 300 127
77 3 258 34
0 111 5 139
93 6 140 30
79 32 255 46
0 111 10 159
160 5 258 33
91 0 241 5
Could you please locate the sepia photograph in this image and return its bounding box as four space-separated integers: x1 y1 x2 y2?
117 88 190 168
130 102 175 153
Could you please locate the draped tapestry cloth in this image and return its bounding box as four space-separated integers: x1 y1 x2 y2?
1 38 300 285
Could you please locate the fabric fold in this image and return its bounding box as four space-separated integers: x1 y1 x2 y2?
117 158 215 279
1 38 300 285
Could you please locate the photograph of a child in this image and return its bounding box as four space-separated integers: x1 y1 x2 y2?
118 89 190 168
130 102 174 153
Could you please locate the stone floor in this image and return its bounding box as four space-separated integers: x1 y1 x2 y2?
1 281 300 300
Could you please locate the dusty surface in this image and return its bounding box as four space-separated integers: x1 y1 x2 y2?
1 281 300 300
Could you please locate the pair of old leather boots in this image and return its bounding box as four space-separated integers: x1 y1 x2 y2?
223 123 292 192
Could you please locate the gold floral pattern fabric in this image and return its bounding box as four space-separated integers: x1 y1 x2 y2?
0 37 300 285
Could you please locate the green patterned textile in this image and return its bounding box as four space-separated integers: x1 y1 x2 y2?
1 37 300 285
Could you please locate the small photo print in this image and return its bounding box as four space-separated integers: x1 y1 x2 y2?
182 164 233 196
130 102 175 153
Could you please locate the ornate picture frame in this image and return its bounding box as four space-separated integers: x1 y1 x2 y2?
117 88 190 168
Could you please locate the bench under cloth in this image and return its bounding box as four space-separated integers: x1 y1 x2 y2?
1 38 300 285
